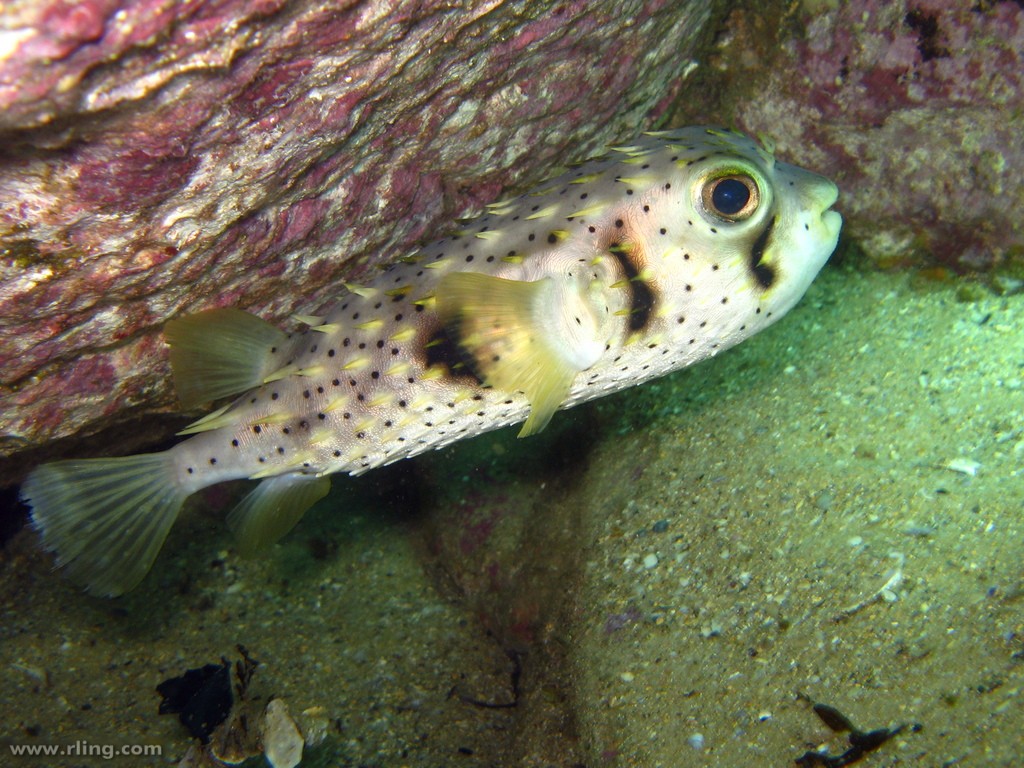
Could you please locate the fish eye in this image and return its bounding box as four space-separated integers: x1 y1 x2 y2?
701 174 760 221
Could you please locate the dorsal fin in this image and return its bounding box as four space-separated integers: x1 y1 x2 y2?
164 308 287 409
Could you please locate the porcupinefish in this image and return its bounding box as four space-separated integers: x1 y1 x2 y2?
22 127 842 596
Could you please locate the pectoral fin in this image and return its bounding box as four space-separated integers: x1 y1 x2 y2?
435 272 605 437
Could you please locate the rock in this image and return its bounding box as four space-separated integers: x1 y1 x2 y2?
700 2 1024 272
261 698 303 768
0 0 715 475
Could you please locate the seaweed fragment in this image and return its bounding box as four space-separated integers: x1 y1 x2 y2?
156 644 260 744
157 659 233 743
795 702 914 767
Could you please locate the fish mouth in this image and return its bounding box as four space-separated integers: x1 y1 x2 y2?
822 208 843 240
819 180 840 210
816 181 842 243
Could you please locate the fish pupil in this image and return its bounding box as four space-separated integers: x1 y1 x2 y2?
712 177 750 215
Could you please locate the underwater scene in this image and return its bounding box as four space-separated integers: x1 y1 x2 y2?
1 2 1022 767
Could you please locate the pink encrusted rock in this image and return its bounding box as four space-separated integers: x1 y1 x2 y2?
714 1 1024 271
0 0 715 474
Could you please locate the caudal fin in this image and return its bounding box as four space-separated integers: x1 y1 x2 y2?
21 453 189 597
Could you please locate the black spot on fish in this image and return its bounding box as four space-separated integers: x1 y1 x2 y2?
749 217 777 289
418 322 486 386
607 241 655 333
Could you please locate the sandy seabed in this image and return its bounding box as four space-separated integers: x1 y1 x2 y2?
2 265 1022 767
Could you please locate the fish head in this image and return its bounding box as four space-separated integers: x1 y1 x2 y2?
654 127 842 342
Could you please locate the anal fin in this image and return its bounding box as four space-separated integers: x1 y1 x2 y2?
435 272 605 437
165 308 288 409
227 474 331 556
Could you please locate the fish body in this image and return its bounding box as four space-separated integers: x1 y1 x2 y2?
22 127 842 596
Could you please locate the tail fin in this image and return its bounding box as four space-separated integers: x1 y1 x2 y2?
21 452 189 597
